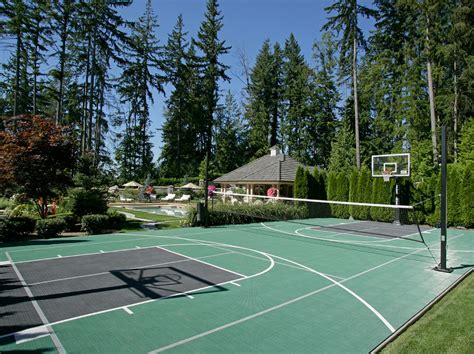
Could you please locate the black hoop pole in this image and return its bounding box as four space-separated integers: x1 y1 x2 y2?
394 177 401 225
435 126 451 272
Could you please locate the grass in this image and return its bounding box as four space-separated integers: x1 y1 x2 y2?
109 207 185 229
382 271 474 353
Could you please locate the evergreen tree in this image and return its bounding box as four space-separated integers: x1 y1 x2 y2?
323 0 377 169
49 0 78 124
246 40 283 158
194 0 230 205
311 32 339 168
281 33 313 164
293 166 307 199
161 15 189 177
348 168 358 217
335 172 350 218
460 163 474 228
458 118 474 164
0 0 30 116
116 0 163 180
328 123 356 173
214 91 248 174
447 165 461 226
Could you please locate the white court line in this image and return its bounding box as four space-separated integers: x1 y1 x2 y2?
296 226 437 245
27 250 234 286
123 307 133 315
148 233 447 353
5 229 224 255
14 325 49 344
0 247 276 340
169 238 396 332
231 282 241 287
0 260 10 266
154 245 247 279
261 222 432 250
307 225 396 242
5 253 66 353
148 231 470 353
198 241 347 281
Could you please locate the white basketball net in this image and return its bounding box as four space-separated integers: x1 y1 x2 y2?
383 171 392 182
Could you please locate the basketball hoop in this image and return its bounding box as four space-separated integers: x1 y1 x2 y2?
383 170 392 182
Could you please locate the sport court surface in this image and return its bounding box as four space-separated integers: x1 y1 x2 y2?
0 218 472 353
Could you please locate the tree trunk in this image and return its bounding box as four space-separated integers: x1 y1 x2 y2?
88 37 96 152
353 35 361 169
426 18 438 165
81 39 91 155
427 59 437 165
453 60 458 162
32 24 39 115
13 25 22 116
56 7 69 124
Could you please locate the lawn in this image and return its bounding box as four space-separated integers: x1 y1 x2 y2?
109 207 185 229
381 271 474 353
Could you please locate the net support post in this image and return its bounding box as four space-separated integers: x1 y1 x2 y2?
393 177 401 226
434 126 452 273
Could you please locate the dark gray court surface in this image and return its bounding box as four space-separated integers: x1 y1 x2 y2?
312 221 432 240
0 247 241 337
0 264 43 336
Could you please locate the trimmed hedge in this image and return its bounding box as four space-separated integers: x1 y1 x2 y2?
0 216 36 241
36 218 66 238
186 203 309 227
311 163 473 227
81 214 110 235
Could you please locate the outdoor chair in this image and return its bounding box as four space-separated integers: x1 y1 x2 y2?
119 195 133 202
160 193 176 201
176 194 191 202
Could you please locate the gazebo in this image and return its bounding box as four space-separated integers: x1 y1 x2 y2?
213 146 311 199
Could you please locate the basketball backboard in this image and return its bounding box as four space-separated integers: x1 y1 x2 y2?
371 153 410 177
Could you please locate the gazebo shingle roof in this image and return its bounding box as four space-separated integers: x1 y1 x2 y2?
214 152 307 183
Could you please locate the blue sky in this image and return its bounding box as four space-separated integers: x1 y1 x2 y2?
0 0 375 161
114 0 376 161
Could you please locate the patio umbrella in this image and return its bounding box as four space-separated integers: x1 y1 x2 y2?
180 182 200 189
122 181 143 188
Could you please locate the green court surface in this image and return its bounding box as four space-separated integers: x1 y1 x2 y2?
0 218 472 353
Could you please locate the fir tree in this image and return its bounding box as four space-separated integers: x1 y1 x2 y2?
246 40 281 158
194 0 230 206
460 163 474 228
328 123 356 173
116 0 163 180
323 0 377 169
311 32 339 168
281 33 313 164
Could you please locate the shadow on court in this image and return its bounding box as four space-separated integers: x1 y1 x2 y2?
0 248 241 338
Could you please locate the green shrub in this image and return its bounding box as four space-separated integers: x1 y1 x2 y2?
81 214 110 235
0 216 36 241
36 218 66 238
447 165 462 226
8 203 37 217
61 214 80 232
461 163 474 228
71 189 108 217
0 198 13 209
107 211 126 229
186 202 309 227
